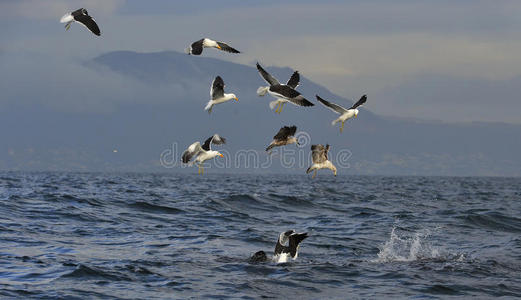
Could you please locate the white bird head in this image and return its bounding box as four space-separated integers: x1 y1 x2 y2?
226 93 238 101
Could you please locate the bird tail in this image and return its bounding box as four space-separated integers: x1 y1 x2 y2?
269 100 279 110
204 100 213 113
257 86 269 96
184 47 191 55
331 119 339 126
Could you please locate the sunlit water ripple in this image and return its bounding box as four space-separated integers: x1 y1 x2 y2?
0 172 520 299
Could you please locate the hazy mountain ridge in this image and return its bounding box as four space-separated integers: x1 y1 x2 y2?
1 50 520 176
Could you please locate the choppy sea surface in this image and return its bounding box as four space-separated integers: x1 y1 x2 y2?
0 172 520 299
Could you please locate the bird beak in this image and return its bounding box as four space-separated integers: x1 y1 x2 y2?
235 97 239 101
217 45 222 49
219 154 224 158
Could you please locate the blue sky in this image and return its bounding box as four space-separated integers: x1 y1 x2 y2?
1 0 521 123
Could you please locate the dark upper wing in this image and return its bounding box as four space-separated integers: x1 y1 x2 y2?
289 233 308 257
288 96 314 107
202 134 226 151
216 42 240 53
190 39 204 55
316 95 347 114
73 9 100 36
273 126 297 140
349 94 367 110
211 76 225 99
286 71 300 89
256 63 280 86
269 85 301 99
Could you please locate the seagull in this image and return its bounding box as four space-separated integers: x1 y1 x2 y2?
256 62 313 113
204 76 238 114
265 126 299 152
306 144 337 178
248 230 308 264
185 38 240 55
257 69 300 113
316 94 367 132
181 134 226 174
60 8 101 36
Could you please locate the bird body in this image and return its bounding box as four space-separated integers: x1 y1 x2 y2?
306 144 337 178
205 76 238 113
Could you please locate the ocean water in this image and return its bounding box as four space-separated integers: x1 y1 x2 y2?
0 172 520 299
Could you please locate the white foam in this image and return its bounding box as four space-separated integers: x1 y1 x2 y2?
372 226 442 263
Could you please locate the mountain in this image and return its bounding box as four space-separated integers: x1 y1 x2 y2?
1 50 520 176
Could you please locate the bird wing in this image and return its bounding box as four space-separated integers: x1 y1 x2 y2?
202 134 226 151
190 39 204 55
273 126 297 140
256 63 280 86
286 71 300 89
288 232 308 258
269 85 301 99
288 96 314 107
216 41 240 53
324 144 330 161
316 95 347 114
211 76 225 100
311 144 327 164
182 142 203 163
349 94 367 110
73 10 100 36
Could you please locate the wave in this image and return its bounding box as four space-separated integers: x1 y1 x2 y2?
462 212 521 233
61 264 131 281
128 201 184 214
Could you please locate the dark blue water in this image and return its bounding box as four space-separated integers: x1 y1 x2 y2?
1 172 520 299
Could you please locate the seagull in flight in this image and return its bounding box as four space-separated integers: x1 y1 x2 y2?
256 62 313 114
60 8 101 36
185 38 240 55
316 94 367 132
204 76 238 114
181 134 226 175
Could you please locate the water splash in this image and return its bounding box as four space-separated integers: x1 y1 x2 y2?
373 227 442 263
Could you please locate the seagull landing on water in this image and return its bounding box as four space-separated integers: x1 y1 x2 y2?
185 38 240 55
265 126 299 152
60 8 100 36
181 134 226 175
316 94 367 132
249 230 308 264
306 144 337 178
256 62 313 114
205 76 238 114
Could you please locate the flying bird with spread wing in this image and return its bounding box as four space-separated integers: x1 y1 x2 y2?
306 144 337 178
316 94 367 132
185 38 240 55
60 8 101 36
181 134 226 174
256 62 313 113
204 76 238 113
265 126 299 152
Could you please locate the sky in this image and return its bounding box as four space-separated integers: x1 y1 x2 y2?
1 0 521 123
